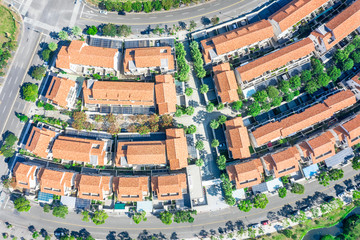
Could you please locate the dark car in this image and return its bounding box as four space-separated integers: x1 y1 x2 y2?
118 11 126 15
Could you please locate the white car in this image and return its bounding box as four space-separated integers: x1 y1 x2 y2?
99 10 108 15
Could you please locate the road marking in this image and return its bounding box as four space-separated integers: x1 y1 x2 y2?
20 0 33 15
0 33 43 136
69 0 82 27
80 0 246 25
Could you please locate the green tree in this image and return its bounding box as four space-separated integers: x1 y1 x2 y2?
271 96 283 107
195 140 204 150
117 25 132 37
52 205 68 219
334 49 346 63
131 1 143 12
279 80 290 93
261 102 271 111
82 210 90 222
102 24 117 37
342 58 354 72
41 49 51 62
301 70 312 82
305 80 318 94
32 232 39 239
14 197 31 212
91 210 108 225
159 211 173 225
320 235 335 240
231 100 243 111
143 1 153 12
291 183 305 194
248 101 261 117
48 42 58 51
352 157 360 170
281 175 289 185
217 115 227 125
43 204 51 213
289 75 301 90
206 103 215 112
58 31 68 40
21 83 38 102
123 0 132 12
185 87 193 96
317 73 331 87
186 124 196 134
253 194 268 209
216 103 224 110
282 229 293 238
278 187 287 198
238 199 252 212
16 113 28 122
328 169 344 181
353 190 360 199
71 26 82 36
253 90 267 102
132 211 147 224
285 92 294 102
267 86 279 99
327 66 341 81
353 35 360 48
317 172 330 186
189 20 197 31
210 119 220 129
216 155 226 170
185 106 194 115
195 158 204 167
86 26 98 35
211 16 220 25
211 139 219 148
175 108 183 117
137 125 150 135
31 65 46 80
1 133 18 158
345 44 355 56
162 0 172 10
200 84 209 94
311 58 324 75
351 50 360 63
152 0 162 11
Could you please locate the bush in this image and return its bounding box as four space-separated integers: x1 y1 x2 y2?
291 183 305 194
86 25 98 35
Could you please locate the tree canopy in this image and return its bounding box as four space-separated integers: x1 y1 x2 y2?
14 197 31 212
21 83 38 102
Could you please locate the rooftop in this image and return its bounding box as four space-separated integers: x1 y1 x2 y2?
45 76 76 109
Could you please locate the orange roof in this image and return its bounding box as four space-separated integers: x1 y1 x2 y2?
332 125 348 142
269 147 300 178
252 90 356 146
25 126 56 159
151 173 187 200
13 162 38 189
76 174 111 200
226 159 263 189
82 80 155 106
342 114 360 142
37 168 75 196
269 0 329 32
113 176 149 202
155 75 177 115
306 131 336 164
52 136 107 165
116 141 166 166
56 40 118 69
123 46 175 72
224 117 251 159
201 20 274 64
236 38 315 82
45 77 76 109
166 128 189 170
213 63 239 103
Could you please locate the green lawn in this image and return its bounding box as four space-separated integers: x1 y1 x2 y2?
0 5 18 46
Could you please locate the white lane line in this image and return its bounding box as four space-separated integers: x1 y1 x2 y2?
80 3 85 18
149 17 157 19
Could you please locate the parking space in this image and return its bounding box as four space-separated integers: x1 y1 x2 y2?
124 38 175 49
98 106 156 115
88 36 123 49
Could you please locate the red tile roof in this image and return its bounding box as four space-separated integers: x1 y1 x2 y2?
56 40 118 69
268 147 300 178
25 126 56 159
151 173 187 200
37 168 75 196
113 176 149 202
13 162 38 189
155 75 177 115
82 80 155 106
166 128 189 170
236 38 315 82
226 159 263 189
341 114 360 146
224 117 251 159
45 77 76 109
306 131 336 164
213 63 239 103
76 174 111 200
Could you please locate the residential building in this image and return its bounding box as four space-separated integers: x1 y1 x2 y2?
226 159 264 189
310 0 360 54
75 174 112 200
56 40 120 75
151 173 187 200
166 128 189 170
268 0 331 39
263 146 300 178
115 141 166 167
51 136 112 166
37 168 76 196
155 75 177 115
213 63 239 104
123 46 175 75
45 76 77 109
12 162 39 191
224 117 251 159
235 38 315 84
251 90 356 147
113 176 149 202
82 79 155 112
25 126 57 159
339 114 360 147
200 20 274 64
346 73 360 99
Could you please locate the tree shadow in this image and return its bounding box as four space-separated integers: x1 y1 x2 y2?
334 184 346 195
201 17 211 26
106 231 117 240
118 231 131 240
170 232 179 240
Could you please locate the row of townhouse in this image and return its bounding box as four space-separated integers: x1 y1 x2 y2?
24 125 189 171
12 162 187 202
206 0 360 103
44 74 177 115
55 40 175 76
225 111 360 191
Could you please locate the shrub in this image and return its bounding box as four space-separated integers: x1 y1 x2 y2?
86 26 98 35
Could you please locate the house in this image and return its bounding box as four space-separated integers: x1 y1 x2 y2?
51 136 112 166
200 20 274 64
298 131 336 164
224 117 251 159
339 114 360 147
346 73 360 99
264 146 300 178
123 46 175 75
310 0 360 54
45 76 77 109
115 141 166 167
75 174 112 200
82 79 155 112
25 126 57 159
56 40 120 75
235 38 315 83
155 75 177 115
226 159 264 189
113 176 149 202
213 63 239 104
268 0 331 39
12 162 39 191
37 168 76 196
251 90 356 147
151 173 187 200
166 128 189 170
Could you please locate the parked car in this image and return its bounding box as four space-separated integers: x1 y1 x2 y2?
261 220 270 225
99 10 107 15
248 223 260 229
